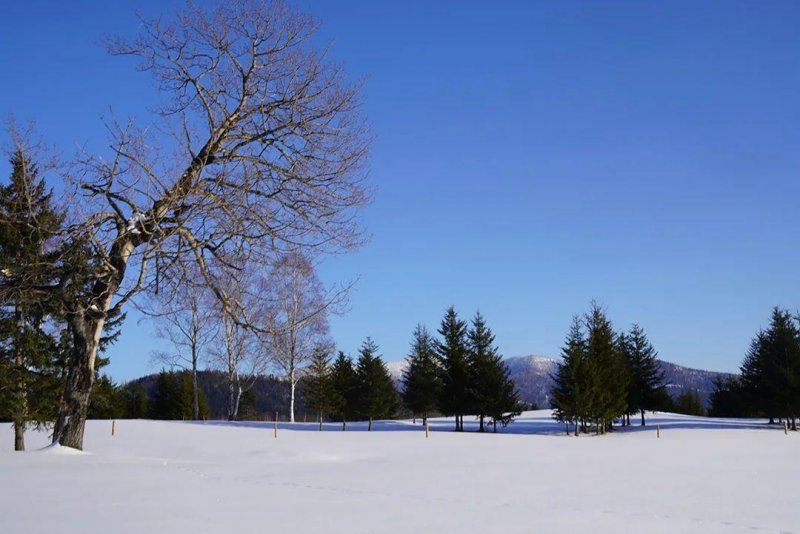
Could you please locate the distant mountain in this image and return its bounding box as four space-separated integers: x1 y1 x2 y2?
384 355 733 409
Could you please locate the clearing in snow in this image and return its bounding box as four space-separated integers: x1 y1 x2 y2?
1 411 796 533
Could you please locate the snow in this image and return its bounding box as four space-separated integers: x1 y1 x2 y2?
1 411 797 533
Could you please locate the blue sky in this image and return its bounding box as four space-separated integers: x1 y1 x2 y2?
1 1 798 380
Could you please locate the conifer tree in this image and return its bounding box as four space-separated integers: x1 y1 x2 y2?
328 351 357 431
739 308 800 429
467 312 520 432
550 316 591 435
149 371 184 420
0 148 64 450
401 325 442 426
355 338 399 431
584 303 628 433
620 324 664 426
304 346 334 430
437 306 471 431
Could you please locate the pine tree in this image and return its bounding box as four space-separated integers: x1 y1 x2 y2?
621 324 664 426
0 148 64 450
739 308 800 429
304 346 334 430
401 325 442 426
584 302 628 433
437 306 471 431
708 376 750 417
355 338 399 431
328 351 357 431
149 371 184 420
468 312 520 432
550 315 592 435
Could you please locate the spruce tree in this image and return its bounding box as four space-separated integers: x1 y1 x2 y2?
0 149 64 450
739 308 800 429
436 306 470 431
584 302 628 433
329 351 357 431
355 338 399 431
304 346 334 430
621 324 664 426
401 325 442 426
468 312 520 432
550 315 591 435
149 371 184 420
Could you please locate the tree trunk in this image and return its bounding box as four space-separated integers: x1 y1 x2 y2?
54 316 101 450
493 419 497 433
342 418 346 431
289 366 296 423
191 345 199 420
13 312 26 451
479 415 485 433
422 412 427 427
368 416 373 431
792 416 797 432
640 409 646 426
318 413 323 431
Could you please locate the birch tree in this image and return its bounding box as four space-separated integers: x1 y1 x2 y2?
146 280 216 420
0 0 370 449
264 252 332 423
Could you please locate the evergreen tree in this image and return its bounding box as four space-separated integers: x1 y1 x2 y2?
584 302 628 433
304 346 334 430
436 306 471 432
149 371 185 420
0 148 64 450
87 375 125 419
401 325 442 426
179 372 210 420
620 324 664 426
674 389 705 416
123 385 150 418
739 308 800 429
328 351 357 431
468 312 520 432
355 338 399 431
550 316 593 435
708 376 751 418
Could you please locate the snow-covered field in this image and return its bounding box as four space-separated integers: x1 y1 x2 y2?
1 411 797 533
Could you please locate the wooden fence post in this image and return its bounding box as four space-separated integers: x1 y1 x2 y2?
425 423 429 438
784 421 788 436
111 420 115 437
656 424 660 438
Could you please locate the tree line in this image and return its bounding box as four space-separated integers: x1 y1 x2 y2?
304 307 522 433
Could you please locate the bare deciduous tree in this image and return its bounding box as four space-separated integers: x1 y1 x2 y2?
6 0 370 449
145 279 216 420
263 252 334 422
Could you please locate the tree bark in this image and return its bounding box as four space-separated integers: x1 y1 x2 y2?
13 310 26 451
54 316 101 449
640 409 646 426
479 415 485 433
289 365 296 423
342 418 346 431
191 345 199 420
318 413 323 431
368 416 373 431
